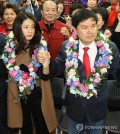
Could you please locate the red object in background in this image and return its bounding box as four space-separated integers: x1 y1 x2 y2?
64 0 74 15
107 3 118 26
0 24 11 36
102 0 107 2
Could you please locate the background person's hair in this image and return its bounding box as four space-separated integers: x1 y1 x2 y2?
69 2 84 16
92 7 109 24
56 0 65 16
13 12 41 56
72 8 98 28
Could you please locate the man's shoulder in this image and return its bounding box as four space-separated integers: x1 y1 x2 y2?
61 39 69 50
109 41 120 54
109 41 118 49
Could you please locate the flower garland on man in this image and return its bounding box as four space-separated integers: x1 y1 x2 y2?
65 31 113 99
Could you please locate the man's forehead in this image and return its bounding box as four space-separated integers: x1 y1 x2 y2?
79 18 97 25
43 1 57 8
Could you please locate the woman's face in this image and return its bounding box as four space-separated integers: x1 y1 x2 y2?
57 3 64 16
21 18 35 43
87 0 98 9
3 8 17 29
96 13 104 30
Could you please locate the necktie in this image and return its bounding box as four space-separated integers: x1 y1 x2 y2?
83 47 91 77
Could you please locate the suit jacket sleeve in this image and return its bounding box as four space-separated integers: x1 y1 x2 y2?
37 66 52 81
109 42 120 82
51 40 67 76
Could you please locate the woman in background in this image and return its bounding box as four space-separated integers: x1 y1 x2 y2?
0 3 20 36
56 0 66 23
92 7 112 39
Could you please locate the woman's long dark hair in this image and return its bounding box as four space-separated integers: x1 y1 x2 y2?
13 12 41 56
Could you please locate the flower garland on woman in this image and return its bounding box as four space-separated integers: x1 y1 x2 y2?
2 31 48 100
3 12 56 134
65 31 113 99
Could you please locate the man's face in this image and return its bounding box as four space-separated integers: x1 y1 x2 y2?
75 18 97 46
42 1 57 24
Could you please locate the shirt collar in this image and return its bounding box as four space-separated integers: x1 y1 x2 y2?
79 40 97 51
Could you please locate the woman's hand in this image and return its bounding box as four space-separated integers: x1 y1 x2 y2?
37 50 50 69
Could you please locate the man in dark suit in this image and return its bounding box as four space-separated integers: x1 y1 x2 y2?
38 9 120 134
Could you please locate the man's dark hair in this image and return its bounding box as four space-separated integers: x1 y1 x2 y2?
72 8 98 28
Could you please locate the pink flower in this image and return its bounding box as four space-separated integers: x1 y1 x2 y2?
101 46 106 51
104 56 109 60
93 77 101 83
26 82 31 87
6 47 13 52
28 63 33 68
8 59 15 64
22 72 29 79
74 81 80 86
69 42 74 47
22 79 27 85
34 68 38 72
91 68 95 73
79 84 88 92
72 34 77 39
73 52 78 58
96 41 103 47
32 55 36 60
10 70 18 77
66 81 70 86
34 49 37 54
99 62 105 67
65 62 71 68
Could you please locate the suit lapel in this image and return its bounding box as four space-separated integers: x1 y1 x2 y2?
94 46 100 67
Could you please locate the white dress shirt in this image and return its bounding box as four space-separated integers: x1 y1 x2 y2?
78 40 97 69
